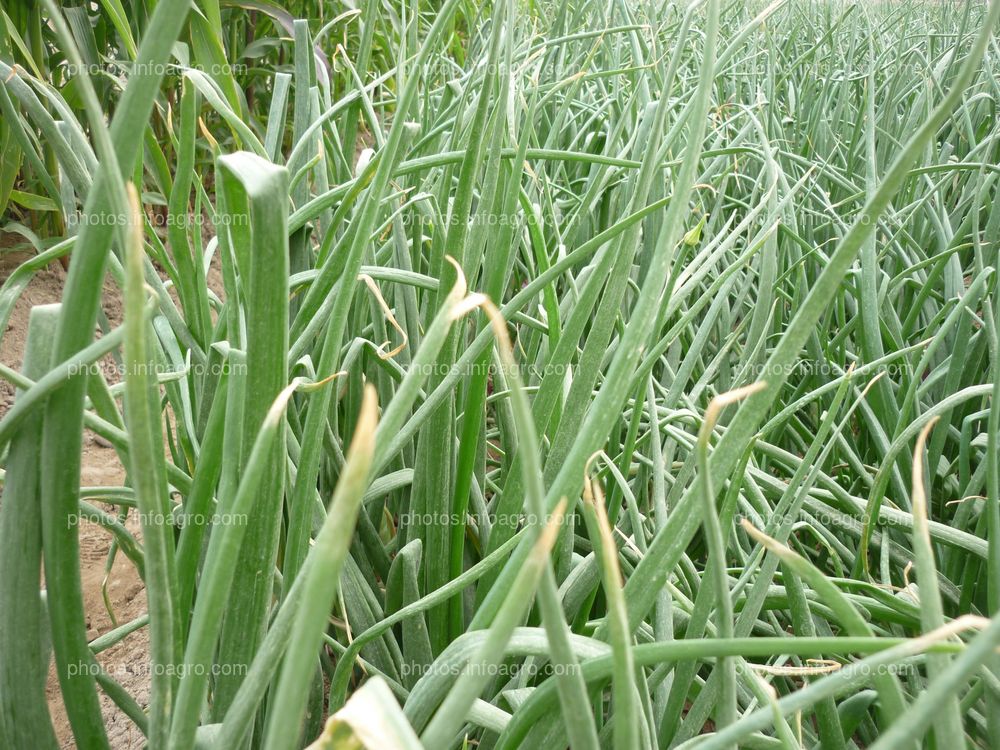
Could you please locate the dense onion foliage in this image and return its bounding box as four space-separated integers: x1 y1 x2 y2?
1 0 1000 748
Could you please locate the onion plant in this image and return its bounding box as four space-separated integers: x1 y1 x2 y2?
1 0 1000 748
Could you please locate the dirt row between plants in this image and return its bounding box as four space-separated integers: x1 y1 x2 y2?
2 245 147 749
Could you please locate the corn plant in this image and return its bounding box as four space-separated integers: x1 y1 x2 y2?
1 0 1000 748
